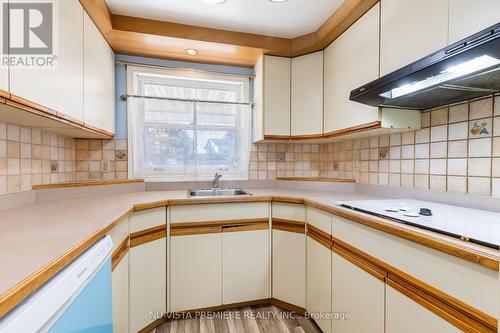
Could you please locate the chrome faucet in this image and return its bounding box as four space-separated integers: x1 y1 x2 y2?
212 172 223 189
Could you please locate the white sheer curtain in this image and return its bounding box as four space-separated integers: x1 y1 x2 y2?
127 65 251 181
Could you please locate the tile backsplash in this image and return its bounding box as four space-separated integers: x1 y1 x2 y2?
1 95 499 198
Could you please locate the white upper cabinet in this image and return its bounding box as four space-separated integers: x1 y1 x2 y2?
345 3 380 129
448 0 500 44
56 0 84 122
324 3 380 134
253 55 291 141
291 51 323 136
0 1 8 95
84 12 115 133
380 0 448 76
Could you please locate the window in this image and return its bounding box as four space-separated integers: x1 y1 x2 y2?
127 66 251 181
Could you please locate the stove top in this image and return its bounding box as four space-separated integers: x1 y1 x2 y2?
339 199 500 249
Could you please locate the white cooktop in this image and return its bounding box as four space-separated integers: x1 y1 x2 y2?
338 199 500 249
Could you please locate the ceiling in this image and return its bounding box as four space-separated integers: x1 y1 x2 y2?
105 0 345 38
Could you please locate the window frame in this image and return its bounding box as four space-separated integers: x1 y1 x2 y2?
127 65 251 181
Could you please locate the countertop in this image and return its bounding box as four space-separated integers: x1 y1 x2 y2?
1 187 499 317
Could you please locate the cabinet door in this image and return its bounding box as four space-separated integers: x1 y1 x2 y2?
345 3 380 128
386 285 462 333
449 0 500 44
223 229 270 304
323 33 347 134
112 254 129 333
56 0 84 123
129 237 166 332
306 237 332 333
291 51 323 136
170 233 222 311
84 12 115 133
0 1 7 95
264 55 290 137
331 252 384 333
272 229 306 308
380 0 448 76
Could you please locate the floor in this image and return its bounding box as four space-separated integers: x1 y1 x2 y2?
150 305 322 333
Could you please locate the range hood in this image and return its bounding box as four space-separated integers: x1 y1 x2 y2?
350 22 500 110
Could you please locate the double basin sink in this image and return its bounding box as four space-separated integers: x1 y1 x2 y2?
187 188 251 197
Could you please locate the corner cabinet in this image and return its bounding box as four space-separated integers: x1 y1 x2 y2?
129 208 167 333
84 12 115 134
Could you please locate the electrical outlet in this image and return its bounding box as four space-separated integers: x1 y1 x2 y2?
101 160 110 173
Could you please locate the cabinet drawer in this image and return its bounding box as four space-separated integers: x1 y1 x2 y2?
307 207 332 235
331 215 498 317
130 207 166 232
272 202 306 222
170 202 269 223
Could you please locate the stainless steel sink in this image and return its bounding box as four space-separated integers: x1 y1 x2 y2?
187 188 252 197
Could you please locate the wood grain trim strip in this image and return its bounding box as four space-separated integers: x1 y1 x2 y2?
111 237 129 271
0 89 10 99
289 133 324 141
323 121 382 139
332 235 497 331
0 208 131 317
137 317 166 333
306 223 332 250
222 222 269 233
130 225 166 248
171 218 269 236
331 245 386 282
171 226 222 237
387 277 495 333
272 218 305 234
171 218 269 230
32 179 144 190
263 135 292 141
134 200 169 212
276 177 355 183
167 196 271 206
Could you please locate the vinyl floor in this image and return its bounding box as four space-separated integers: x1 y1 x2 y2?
150 305 322 333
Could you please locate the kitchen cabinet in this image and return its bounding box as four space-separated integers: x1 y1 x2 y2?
253 55 291 141
380 0 448 76
0 0 7 95
448 0 500 44
291 51 323 137
306 207 332 333
109 218 129 333
129 208 167 333
55 0 84 122
331 251 385 333
222 228 270 304
272 203 306 308
386 285 461 333
84 11 115 133
171 233 223 311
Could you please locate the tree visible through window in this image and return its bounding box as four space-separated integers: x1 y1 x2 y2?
127 66 251 181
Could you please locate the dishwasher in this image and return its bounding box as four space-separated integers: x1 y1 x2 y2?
0 235 114 333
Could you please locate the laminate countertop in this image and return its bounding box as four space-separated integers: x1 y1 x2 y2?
0 188 498 317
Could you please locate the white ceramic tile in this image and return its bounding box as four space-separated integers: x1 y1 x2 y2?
421 112 430 128
414 159 429 174
468 138 492 157
431 108 448 126
389 160 401 173
492 158 500 177
492 178 500 197
448 176 466 194
495 96 500 116
401 132 415 145
429 175 446 191
470 97 493 120
401 145 414 159
378 173 389 185
415 174 429 189
448 122 468 140
469 118 492 138
468 177 491 196
448 103 469 123
468 158 491 177
0 123 5 140
448 140 468 158
429 159 446 175
447 159 467 176
415 144 429 159
390 133 401 146
401 174 414 187
401 160 414 173
415 128 430 143
390 146 401 159
389 173 400 186
430 142 447 158
7 124 19 141
430 125 447 142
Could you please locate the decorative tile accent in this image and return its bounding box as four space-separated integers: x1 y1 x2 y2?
469 119 492 138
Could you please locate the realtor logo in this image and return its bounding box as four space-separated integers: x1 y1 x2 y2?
3 3 53 54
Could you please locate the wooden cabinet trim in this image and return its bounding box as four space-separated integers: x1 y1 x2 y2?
0 89 10 99
130 224 166 248
306 223 333 250
111 237 129 271
171 218 269 236
332 235 497 332
272 218 306 234
276 177 355 183
331 245 386 282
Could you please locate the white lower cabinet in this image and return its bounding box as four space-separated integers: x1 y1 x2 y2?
112 254 129 333
170 233 222 311
306 237 332 333
129 237 166 332
331 252 385 333
222 229 270 304
385 285 461 333
272 229 306 308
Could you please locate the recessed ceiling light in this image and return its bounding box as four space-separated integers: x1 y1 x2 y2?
203 0 228 4
185 49 199 56
269 0 288 2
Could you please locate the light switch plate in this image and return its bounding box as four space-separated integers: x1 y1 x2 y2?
100 160 110 173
